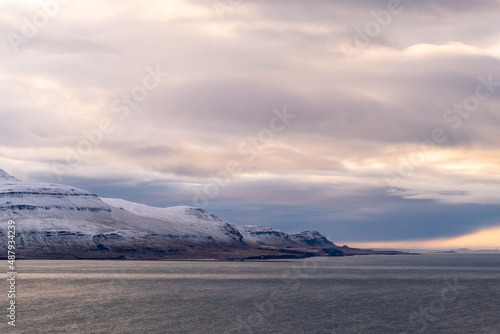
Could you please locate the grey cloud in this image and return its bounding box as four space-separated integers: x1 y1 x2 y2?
2 0 500 245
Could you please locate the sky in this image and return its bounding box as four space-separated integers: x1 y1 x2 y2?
1 0 500 249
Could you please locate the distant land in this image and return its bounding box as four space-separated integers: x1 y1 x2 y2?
367 248 500 254
453 248 500 253
0 169 407 260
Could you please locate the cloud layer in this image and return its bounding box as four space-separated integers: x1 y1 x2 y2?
1 0 500 248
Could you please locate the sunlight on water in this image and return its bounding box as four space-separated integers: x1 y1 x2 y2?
5 254 500 334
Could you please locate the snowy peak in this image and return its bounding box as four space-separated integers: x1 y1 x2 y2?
0 169 20 182
183 207 224 222
0 173 113 234
101 198 224 223
0 170 355 260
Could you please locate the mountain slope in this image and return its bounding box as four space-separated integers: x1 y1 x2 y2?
0 169 400 260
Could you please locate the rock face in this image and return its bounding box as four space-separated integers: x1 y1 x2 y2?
0 169 397 260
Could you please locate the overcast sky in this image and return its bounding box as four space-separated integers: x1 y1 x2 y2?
1 0 500 248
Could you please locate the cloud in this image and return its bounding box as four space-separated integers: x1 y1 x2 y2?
1 0 500 246
353 225 500 250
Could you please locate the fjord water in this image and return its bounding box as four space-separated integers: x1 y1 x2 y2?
8 254 500 334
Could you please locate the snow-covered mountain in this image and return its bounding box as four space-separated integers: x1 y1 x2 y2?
0 169 20 182
0 169 393 259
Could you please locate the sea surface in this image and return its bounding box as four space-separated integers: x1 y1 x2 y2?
3 254 500 334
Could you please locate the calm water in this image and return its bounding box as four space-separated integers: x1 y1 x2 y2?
3 254 500 334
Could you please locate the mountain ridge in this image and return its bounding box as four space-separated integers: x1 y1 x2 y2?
0 169 404 260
